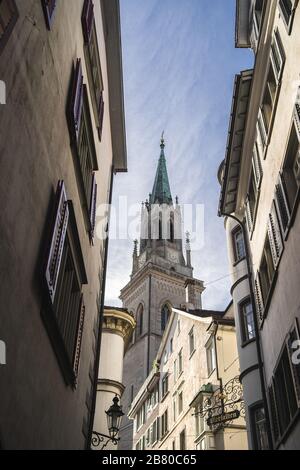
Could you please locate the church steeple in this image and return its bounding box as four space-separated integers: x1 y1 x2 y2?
150 134 173 205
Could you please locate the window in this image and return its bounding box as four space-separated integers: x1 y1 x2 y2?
170 338 173 354
279 0 297 32
172 440 176 450
177 319 181 335
147 385 159 412
251 405 269 450
173 395 177 422
68 59 98 239
254 30 285 158
206 338 216 376
163 350 168 364
197 437 206 450
251 0 264 49
195 405 205 437
136 403 146 431
246 170 259 235
161 409 168 438
254 229 277 324
136 304 144 338
189 327 195 356
82 0 104 140
136 436 145 451
174 359 177 382
179 429 186 450
0 0 18 55
282 119 300 214
270 30 285 82
41 0 57 30
161 304 171 332
178 348 183 376
162 374 169 398
44 181 87 385
232 226 246 263
240 299 256 344
178 390 183 415
150 418 159 445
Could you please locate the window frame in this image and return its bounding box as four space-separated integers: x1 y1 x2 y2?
206 337 216 377
249 402 269 450
161 409 168 438
41 0 57 30
239 297 256 346
189 326 196 357
161 373 169 400
279 0 298 34
232 226 246 264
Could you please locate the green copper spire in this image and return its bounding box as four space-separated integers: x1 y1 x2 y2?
150 134 173 205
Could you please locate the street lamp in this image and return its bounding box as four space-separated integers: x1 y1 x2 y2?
92 396 124 450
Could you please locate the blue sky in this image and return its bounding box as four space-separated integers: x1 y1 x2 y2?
104 0 253 310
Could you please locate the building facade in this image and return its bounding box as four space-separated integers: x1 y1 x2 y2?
118 138 204 450
93 307 135 450
219 0 300 450
128 303 248 451
0 0 126 449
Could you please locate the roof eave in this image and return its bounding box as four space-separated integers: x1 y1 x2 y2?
101 0 127 172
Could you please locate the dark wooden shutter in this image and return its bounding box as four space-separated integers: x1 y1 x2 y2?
71 59 84 143
41 0 57 30
45 181 69 304
275 173 290 234
268 384 280 444
254 273 264 326
286 321 300 408
267 201 284 267
73 295 86 380
98 91 104 140
89 172 97 238
82 0 94 44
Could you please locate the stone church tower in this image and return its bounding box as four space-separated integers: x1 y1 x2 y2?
118 137 204 450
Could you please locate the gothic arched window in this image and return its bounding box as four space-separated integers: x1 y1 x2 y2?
161 304 171 332
136 304 144 338
169 216 174 242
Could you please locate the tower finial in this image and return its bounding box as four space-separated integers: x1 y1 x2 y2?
160 131 165 149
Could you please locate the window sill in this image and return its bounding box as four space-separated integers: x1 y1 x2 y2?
241 337 256 349
189 349 196 360
207 368 216 380
233 256 246 268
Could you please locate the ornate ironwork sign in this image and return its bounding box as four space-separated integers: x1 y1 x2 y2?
207 410 240 427
197 376 245 432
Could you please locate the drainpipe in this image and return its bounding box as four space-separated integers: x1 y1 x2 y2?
219 212 273 450
87 165 114 449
